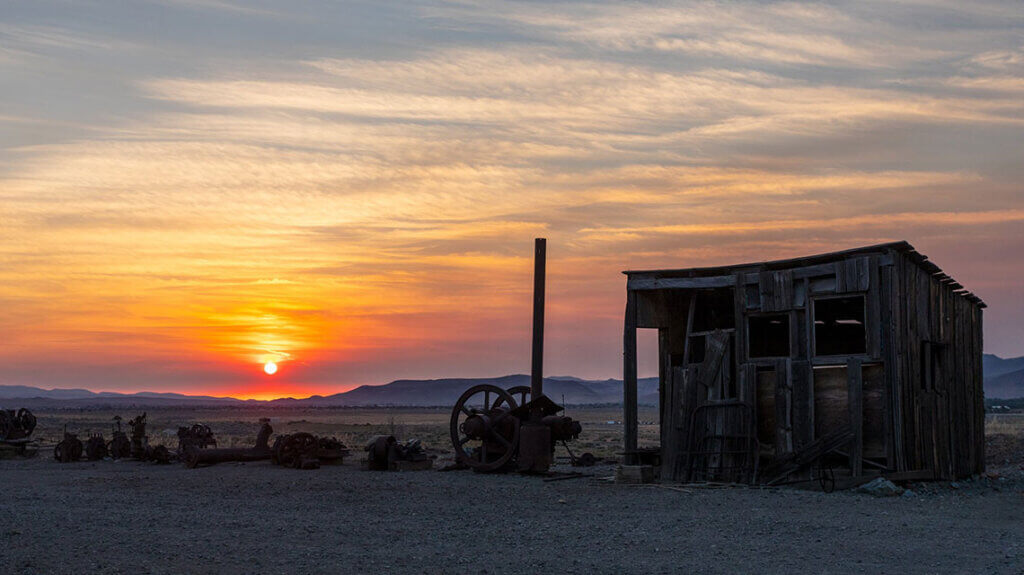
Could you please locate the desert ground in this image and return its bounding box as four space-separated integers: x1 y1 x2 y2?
2 407 1023 574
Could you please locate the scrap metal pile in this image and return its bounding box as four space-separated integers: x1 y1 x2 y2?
182 419 352 470
26 411 356 470
363 435 432 471
271 433 351 470
53 412 173 464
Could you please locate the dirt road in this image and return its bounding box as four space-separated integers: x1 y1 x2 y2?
1 457 1021 574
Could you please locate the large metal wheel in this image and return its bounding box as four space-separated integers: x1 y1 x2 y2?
450 384 520 472
506 385 531 407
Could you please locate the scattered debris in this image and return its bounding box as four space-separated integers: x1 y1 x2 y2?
615 465 656 484
270 434 351 470
54 427 83 463
855 477 904 497
364 435 432 471
543 472 588 482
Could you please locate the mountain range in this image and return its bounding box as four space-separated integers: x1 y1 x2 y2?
1 353 1021 407
0 375 660 408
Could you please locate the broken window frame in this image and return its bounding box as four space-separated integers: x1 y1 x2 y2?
746 312 792 359
811 294 868 359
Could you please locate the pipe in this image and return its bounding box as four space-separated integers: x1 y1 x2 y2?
184 421 273 468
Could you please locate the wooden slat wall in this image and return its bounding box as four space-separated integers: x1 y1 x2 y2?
888 250 984 480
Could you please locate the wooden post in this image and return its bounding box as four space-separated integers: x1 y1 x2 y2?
623 289 638 463
848 357 864 477
530 238 546 420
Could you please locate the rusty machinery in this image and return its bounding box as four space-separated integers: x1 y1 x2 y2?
85 433 108 460
0 408 37 442
271 434 351 470
448 239 583 474
127 412 149 459
183 419 274 468
177 424 217 455
364 435 431 471
54 426 84 463
108 416 131 459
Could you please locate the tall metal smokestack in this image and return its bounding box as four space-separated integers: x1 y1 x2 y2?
530 238 546 411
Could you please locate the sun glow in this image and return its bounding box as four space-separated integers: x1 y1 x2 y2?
263 361 278 375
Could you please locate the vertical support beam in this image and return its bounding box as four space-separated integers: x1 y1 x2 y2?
681 291 697 365
530 238 546 418
623 289 638 462
848 356 864 477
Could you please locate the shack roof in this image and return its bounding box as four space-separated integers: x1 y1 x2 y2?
624 241 985 307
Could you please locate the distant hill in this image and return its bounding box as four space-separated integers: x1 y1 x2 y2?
984 354 1024 379
270 374 659 407
0 375 660 408
984 354 1024 399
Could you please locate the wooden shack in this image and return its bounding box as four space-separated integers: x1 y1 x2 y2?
621 241 985 485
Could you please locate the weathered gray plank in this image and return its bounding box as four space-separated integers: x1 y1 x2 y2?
847 357 864 477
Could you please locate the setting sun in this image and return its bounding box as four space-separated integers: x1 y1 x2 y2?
263 361 278 375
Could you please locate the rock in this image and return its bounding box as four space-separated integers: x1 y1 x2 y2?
856 477 904 497
901 489 918 498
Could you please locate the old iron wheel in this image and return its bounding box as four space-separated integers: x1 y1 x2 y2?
506 385 531 407
53 442 64 462
278 432 318 468
450 384 520 472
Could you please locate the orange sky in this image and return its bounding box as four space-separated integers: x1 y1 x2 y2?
1 1 1022 399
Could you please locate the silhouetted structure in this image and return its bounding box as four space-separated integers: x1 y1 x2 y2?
622 241 985 485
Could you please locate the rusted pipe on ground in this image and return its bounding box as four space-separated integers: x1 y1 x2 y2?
183 420 273 468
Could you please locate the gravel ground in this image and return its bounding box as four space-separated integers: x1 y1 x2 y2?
1 457 1022 575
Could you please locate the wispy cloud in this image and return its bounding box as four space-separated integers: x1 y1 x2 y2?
1 0 1022 392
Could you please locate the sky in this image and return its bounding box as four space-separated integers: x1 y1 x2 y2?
1 1 1022 399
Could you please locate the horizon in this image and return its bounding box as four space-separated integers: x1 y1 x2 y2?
2 1 1023 399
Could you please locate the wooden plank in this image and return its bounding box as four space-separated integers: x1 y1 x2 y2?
759 269 794 312
678 365 700 480
791 360 814 450
623 290 638 462
763 424 854 484
658 328 671 481
628 276 734 290
774 358 793 456
836 257 870 292
866 256 881 359
682 291 697 365
734 273 747 366
698 330 730 390
847 357 863 477
879 262 896 471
